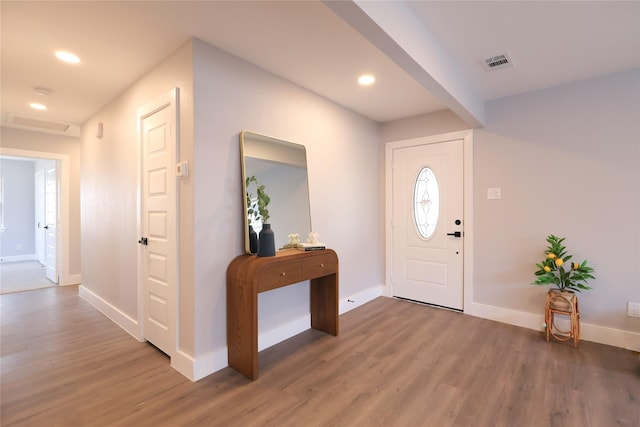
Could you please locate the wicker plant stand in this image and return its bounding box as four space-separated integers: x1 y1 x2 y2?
545 290 580 347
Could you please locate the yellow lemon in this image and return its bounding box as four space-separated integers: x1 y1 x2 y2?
555 258 564 267
544 266 551 272
573 262 579 270
547 253 556 260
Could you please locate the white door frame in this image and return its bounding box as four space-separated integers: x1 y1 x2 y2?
385 130 474 312
44 164 58 283
136 88 179 356
0 148 74 285
35 168 46 265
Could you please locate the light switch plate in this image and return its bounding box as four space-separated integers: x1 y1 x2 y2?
628 302 640 318
487 187 501 200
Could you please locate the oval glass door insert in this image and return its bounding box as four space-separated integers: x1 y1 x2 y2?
413 167 440 239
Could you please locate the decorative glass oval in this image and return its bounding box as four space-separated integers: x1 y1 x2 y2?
413 167 440 239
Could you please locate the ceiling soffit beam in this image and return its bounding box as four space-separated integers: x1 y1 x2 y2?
324 0 485 128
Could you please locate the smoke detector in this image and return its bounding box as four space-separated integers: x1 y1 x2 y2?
483 53 514 70
35 87 53 96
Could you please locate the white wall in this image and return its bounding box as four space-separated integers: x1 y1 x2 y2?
79 40 195 346
79 37 383 378
474 69 639 334
0 158 35 258
382 69 640 344
80 35 636 379
380 109 469 142
191 38 382 359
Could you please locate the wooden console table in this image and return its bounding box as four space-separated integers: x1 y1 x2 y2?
227 249 339 380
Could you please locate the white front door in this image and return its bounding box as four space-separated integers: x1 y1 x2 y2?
35 169 46 266
139 90 178 356
44 165 58 283
392 140 464 310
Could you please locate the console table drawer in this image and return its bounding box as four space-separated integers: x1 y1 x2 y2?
257 260 303 292
303 252 337 279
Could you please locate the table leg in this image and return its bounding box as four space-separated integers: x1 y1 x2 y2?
310 274 338 336
227 282 258 380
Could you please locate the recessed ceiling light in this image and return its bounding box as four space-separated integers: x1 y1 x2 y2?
55 51 80 64
30 103 47 110
358 74 375 86
35 87 52 96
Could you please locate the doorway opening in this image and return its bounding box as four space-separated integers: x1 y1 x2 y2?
0 155 59 294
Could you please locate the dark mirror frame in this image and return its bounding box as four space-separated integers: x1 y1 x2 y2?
240 131 312 254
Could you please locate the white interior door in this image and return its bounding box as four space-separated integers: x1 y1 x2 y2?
35 169 46 266
44 165 58 283
392 140 463 310
139 91 178 356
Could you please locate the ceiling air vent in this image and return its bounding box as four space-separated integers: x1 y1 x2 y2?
483 53 514 70
4 113 80 137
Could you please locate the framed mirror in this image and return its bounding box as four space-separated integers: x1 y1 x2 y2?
240 131 312 254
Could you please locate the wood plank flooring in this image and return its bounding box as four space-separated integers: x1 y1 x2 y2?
1 285 638 426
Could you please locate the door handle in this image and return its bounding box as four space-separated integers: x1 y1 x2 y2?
138 237 148 245
446 231 462 238
44 225 49 229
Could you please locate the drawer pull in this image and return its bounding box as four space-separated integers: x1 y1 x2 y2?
281 272 286 276
319 263 325 268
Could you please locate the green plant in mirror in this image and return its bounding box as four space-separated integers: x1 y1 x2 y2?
245 176 270 224
532 234 595 292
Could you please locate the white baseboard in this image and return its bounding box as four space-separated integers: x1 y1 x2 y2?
579 321 640 352
79 285 142 341
172 348 229 382
81 280 636 383
175 284 386 382
171 315 312 382
339 285 384 314
258 314 311 351
61 273 81 286
465 301 640 351
0 254 37 263
465 301 544 331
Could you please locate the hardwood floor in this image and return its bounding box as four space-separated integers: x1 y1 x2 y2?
1 286 638 426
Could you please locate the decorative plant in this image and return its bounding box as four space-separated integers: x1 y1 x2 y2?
245 176 270 224
533 234 595 292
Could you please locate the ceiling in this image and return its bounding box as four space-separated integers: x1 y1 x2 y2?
1 1 639 134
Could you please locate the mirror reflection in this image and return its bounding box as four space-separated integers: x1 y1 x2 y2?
240 131 312 254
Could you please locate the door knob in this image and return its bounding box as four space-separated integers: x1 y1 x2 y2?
446 231 462 238
138 237 148 245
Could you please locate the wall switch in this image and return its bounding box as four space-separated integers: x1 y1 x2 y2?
487 187 501 200
627 302 640 318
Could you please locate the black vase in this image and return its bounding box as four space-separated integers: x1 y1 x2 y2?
248 225 258 254
257 223 275 257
